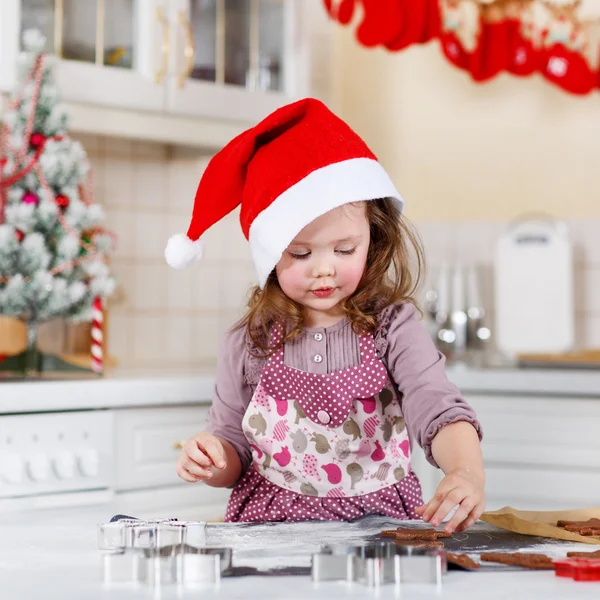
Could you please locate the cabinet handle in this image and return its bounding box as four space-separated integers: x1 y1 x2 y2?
173 440 186 450
178 11 196 88
155 5 170 85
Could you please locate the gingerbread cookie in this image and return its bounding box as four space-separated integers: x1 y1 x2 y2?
480 552 554 570
447 553 480 570
567 550 600 559
381 527 452 541
557 518 600 529
393 540 445 548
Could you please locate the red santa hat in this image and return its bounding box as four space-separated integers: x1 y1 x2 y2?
164 98 404 288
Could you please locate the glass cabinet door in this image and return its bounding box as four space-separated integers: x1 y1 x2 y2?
182 0 286 91
20 0 136 70
185 0 218 84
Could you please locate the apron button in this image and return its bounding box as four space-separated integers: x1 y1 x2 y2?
317 410 331 424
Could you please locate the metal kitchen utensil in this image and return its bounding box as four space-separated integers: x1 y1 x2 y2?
102 549 147 585
101 544 232 588
176 546 233 586
353 543 401 587
97 519 206 551
312 542 445 587
312 544 356 582
98 520 139 551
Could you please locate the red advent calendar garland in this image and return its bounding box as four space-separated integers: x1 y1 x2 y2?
324 0 600 96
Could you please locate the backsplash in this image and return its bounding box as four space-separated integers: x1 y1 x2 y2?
74 134 600 369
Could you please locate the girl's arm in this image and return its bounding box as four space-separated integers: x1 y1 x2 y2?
415 421 486 533
381 303 485 532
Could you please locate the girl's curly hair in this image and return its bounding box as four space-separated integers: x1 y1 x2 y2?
235 197 425 356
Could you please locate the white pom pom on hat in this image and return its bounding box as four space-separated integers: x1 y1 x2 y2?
164 233 204 269
163 98 403 287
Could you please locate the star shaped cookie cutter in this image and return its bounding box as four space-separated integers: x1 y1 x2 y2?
98 518 231 588
312 541 447 587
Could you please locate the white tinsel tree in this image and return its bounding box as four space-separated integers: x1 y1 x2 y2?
0 30 115 336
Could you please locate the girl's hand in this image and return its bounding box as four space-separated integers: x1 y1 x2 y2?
415 467 486 534
176 432 227 483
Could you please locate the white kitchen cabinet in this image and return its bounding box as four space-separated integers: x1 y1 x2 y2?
0 0 167 111
113 405 230 520
0 0 307 126
114 405 210 491
166 0 305 123
466 393 600 512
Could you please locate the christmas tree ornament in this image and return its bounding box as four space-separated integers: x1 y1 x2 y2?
22 191 39 205
29 131 45 150
91 296 103 374
55 193 70 211
15 229 25 243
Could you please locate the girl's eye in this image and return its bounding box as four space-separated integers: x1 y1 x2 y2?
337 248 356 256
289 252 310 260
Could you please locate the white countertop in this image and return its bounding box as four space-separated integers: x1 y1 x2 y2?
0 365 599 415
447 365 600 398
0 507 598 599
0 369 216 413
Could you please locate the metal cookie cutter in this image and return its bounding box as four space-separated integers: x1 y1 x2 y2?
312 542 446 587
98 519 206 552
393 544 446 585
176 546 233 587
101 544 232 588
312 544 357 583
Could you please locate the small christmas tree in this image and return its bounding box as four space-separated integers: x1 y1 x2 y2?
0 30 116 375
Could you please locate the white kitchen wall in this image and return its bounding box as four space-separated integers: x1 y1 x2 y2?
75 133 600 370
75 134 256 370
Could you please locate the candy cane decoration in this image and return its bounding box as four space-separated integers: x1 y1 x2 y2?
91 296 103 374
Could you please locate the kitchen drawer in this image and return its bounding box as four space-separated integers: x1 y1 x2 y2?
114 406 209 491
484 465 600 512
466 394 600 469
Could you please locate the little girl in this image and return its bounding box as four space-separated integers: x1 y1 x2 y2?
166 98 485 533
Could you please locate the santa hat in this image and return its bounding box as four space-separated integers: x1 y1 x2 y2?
164 98 404 288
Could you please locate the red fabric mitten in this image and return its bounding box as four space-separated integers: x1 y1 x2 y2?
423 0 442 43
356 0 404 47
539 10 595 96
470 3 510 83
506 11 539 76
323 0 335 18
439 0 472 71
385 0 423 51
323 0 356 24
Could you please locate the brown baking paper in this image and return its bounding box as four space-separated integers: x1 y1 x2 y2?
481 506 600 545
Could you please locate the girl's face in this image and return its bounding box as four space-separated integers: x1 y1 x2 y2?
275 203 370 324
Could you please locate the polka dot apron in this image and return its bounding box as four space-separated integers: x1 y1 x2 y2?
225 323 422 522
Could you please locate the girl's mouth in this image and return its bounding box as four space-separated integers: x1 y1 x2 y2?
311 288 335 298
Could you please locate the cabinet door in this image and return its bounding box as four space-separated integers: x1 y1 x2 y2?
466 394 600 511
2 0 166 111
114 405 210 491
0 1 21 92
167 0 305 124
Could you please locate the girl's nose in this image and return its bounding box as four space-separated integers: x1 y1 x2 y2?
312 259 335 278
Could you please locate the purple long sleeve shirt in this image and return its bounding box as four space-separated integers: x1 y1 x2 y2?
207 303 482 476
